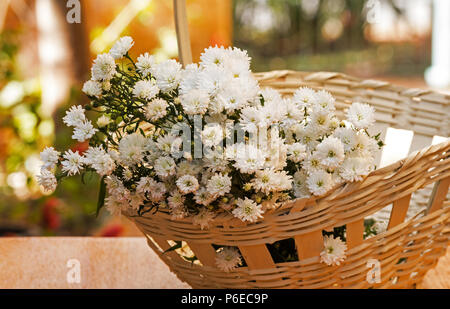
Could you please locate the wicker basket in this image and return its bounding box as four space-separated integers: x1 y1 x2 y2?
125 0 450 288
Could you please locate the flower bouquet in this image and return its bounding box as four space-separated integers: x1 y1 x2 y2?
37 36 387 273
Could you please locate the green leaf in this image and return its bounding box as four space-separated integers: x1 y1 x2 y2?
96 176 107 217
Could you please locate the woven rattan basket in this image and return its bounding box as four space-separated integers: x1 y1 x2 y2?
125 0 450 288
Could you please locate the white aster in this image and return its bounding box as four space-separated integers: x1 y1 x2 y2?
40 147 60 169
287 142 307 163
315 137 345 168
91 53 116 81
72 120 98 142
320 235 347 266
200 45 228 67
181 89 210 115
339 156 373 182
176 175 199 194
61 150 85 176
306 170 333 196
133 80 159 101
118 133 147 166
136 52 156 77
154 156 176 178
193 187 216 206
36 168 57 193
292 170 310 199
109 36 134 59
82 80 102 98
232 197 264 223
293 87 316 110
346 102 375 130
333 127 357 152
206 173 231 197
97 115 111 128
84 146 115 176
145 98 168 121
151 59 182 93
63 105 86 127
192 208 215 230
168 191 185 209
215 247 242 272
202 124 224 147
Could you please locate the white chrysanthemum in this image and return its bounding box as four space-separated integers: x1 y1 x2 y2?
136 52 156 77
151 59 182 92
339 156 373 182
132 80 159 101
260 100 285 125
40 147 60 169
145 98 168 121
333 127 357 152
36 168 57 193
312 90 335 113
287 142 307 163
354 132 378 157
168 191 185 209
200 45 228 67
239 106 264 133
109 36 134 59
303 152 324 174
118 133 147 166
251 169 292 194
194 187 216 206
176 175 199 194
128 192 145 210
122 168 133 181
202 124 224 147
215 247 242 272
97 115 111 128
306 170 333 196
320 235 347 266
154 156 176 178
346 102 375 130
136 177 157 194
82 80 102 98
217 80 248 112
232 197 264 223
233 144 266 174
293 170 310 199
203 149 229 173
315 137 345 168
293 87 316 110
61 150 85 176
309 110 334 135
84 146 115 176
149 182 167 202
227 47 251 69
176 160 202 177
181 89 210 115
294 123 320 151
197 65 232 96
179 63 200 96
281 98 304 127
192 208 215 230
206 173 231 197
63 105 86 127
104 196 126 216
156 134 182 155
91 53 116 81
72 120 98 142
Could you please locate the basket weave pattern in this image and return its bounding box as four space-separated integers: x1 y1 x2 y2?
127 70 450 288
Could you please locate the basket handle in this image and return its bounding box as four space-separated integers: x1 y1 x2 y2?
173 0 193 67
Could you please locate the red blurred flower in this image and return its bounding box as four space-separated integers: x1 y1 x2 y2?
99 223 124 237
71 141 89 155
42 197 61 230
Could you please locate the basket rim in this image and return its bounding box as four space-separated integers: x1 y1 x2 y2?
126 139 450 229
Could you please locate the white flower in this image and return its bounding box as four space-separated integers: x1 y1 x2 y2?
63 105 86 127
202 124 224 147
287 143 307 163
156 134 182 155
206 173 231 197
136 177 157 194
293 87 316 110
194 187 216 206
192 208 215 230
168 191 185 209
133 80 159 101
293 170 310 199
145 98 168 121
181 89 209 115
122 168 133 181
226 47 251 71
215 247 242 272
36 168 57 193
320 235 347 266
200 45 228 67
333 127 357 152
312 90 335 113
251 169 292 194
97 115 111 128
109 36 134 59
61 150 85 176
118 133 147 166
339 156 373 182
346 102 375 130
176 175 199 194
82 80 102 98
151 59 182 92
197 65 232 96
281 98 304 127
303 152 324 174
154 156 176 178
315 137 345 168
40 147 60 169
149 182 167 202
72 120 97 142
232 144 266 174
232 197 264 223
239 106 264 133
354 132 378 157
84 146 115 176
217 79 249 112
136 52 156 77
91 53 116 81
306 170 333 196
179 63 200 96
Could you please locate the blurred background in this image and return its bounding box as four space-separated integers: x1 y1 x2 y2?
0 0 448 237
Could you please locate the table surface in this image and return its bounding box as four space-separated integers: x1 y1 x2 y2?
0 237 448 289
